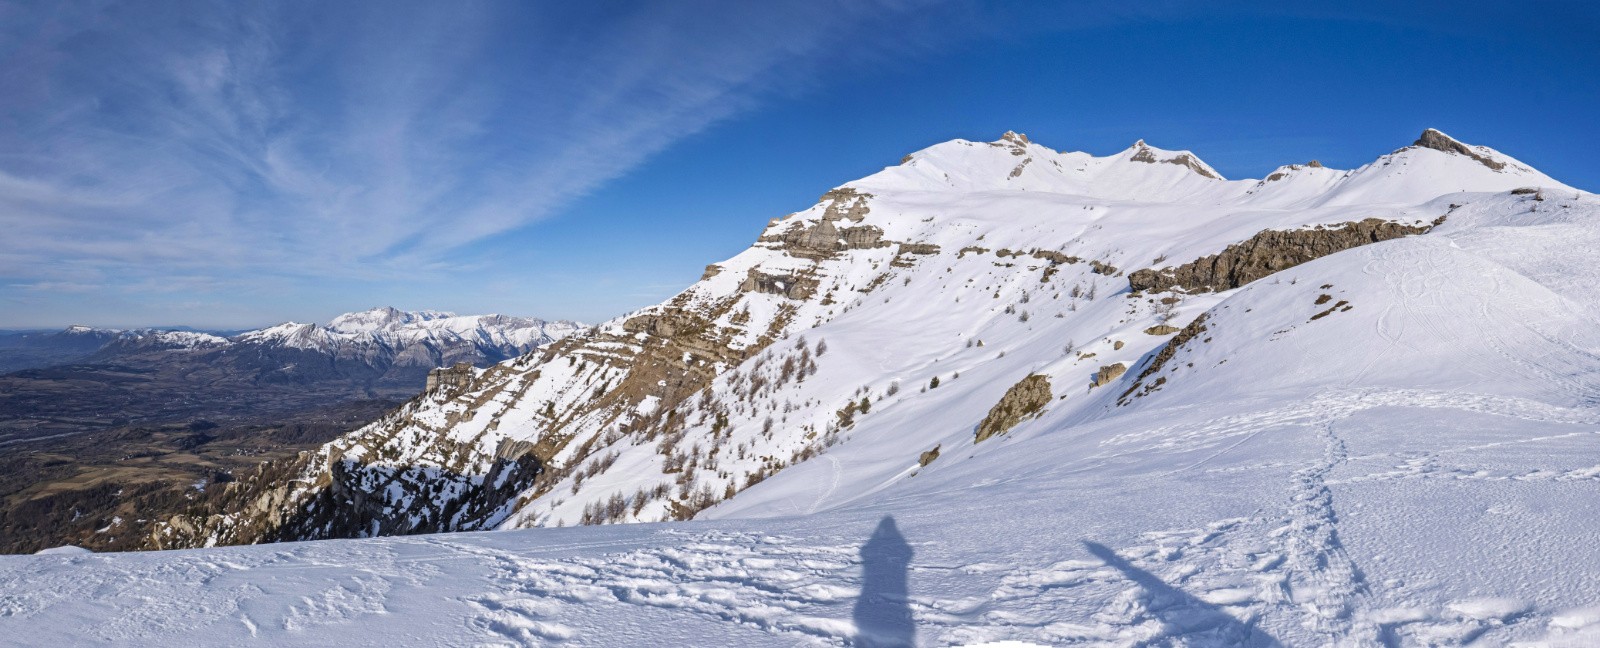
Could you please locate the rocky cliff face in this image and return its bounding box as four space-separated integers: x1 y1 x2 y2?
1127 218 1440 294
146 128 1582 550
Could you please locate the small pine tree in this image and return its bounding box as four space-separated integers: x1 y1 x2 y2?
930 376 941 389
859 396 871 414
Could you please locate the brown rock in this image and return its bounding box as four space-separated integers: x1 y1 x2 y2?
1412 129 1505 171
425 362 474 393
1120 313 1209 404
1090 363 1126 388
975 374 1052 443
741 268 819 300
1127 218 1435 293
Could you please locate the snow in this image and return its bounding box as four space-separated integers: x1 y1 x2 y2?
62 307 583 357
7 388 1598 646
3 131 1599 646
232 308 583 353
115 329 232 349
30 546 91 556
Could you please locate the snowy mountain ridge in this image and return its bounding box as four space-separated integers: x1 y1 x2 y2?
230 307 583 358
44 307 586 366
145 128 1583 542
10 128 1600 646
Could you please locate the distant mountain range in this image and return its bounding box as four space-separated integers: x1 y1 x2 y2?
1 306 585 383
0 307 584 553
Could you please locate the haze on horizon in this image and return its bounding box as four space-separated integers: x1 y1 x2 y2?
2 0 1596 330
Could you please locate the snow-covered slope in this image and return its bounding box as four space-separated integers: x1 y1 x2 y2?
13 129 1598 646
142 129 1586 547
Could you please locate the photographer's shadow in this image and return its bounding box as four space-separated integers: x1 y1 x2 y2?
852 515 915 647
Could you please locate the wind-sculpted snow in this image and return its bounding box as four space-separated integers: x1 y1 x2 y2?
36 129 1595 644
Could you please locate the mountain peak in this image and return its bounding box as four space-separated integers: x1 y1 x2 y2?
1410 128 1506 171
999 130 1030 145
328 307 455 334
1121 139 1223 180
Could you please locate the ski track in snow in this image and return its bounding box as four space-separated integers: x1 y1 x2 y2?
808 455 844 515
1278 422 1370 642
1102 387 1600 458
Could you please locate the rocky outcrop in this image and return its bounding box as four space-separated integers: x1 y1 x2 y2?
1090 363 1126 388
1144 324 1181 336
1128 218 1437 293
425 362 474 393
1128 140 1221 180
761 188 889 259
918 445 941 467
996 131 1030 156
769 220 889 259
820 187 873 221
1120 314 1209 404
1413 129 1505 171
974 374 1052 443
1263 161 1324 182
741 268 820 300
1030 250 1080 265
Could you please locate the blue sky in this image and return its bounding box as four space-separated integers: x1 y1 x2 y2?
2 1 1596 329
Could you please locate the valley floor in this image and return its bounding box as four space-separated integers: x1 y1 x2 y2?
3 391 1597 647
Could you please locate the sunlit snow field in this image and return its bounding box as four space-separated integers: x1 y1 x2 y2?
6 136 1600 646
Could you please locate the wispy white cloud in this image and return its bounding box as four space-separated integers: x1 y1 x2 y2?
0 0 955 326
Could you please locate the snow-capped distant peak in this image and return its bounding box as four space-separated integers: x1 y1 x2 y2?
1120 139 1224 180
233 308 585 354
327 307 457 335
63 325 103 335
118 329 231 349
235 321 325 349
